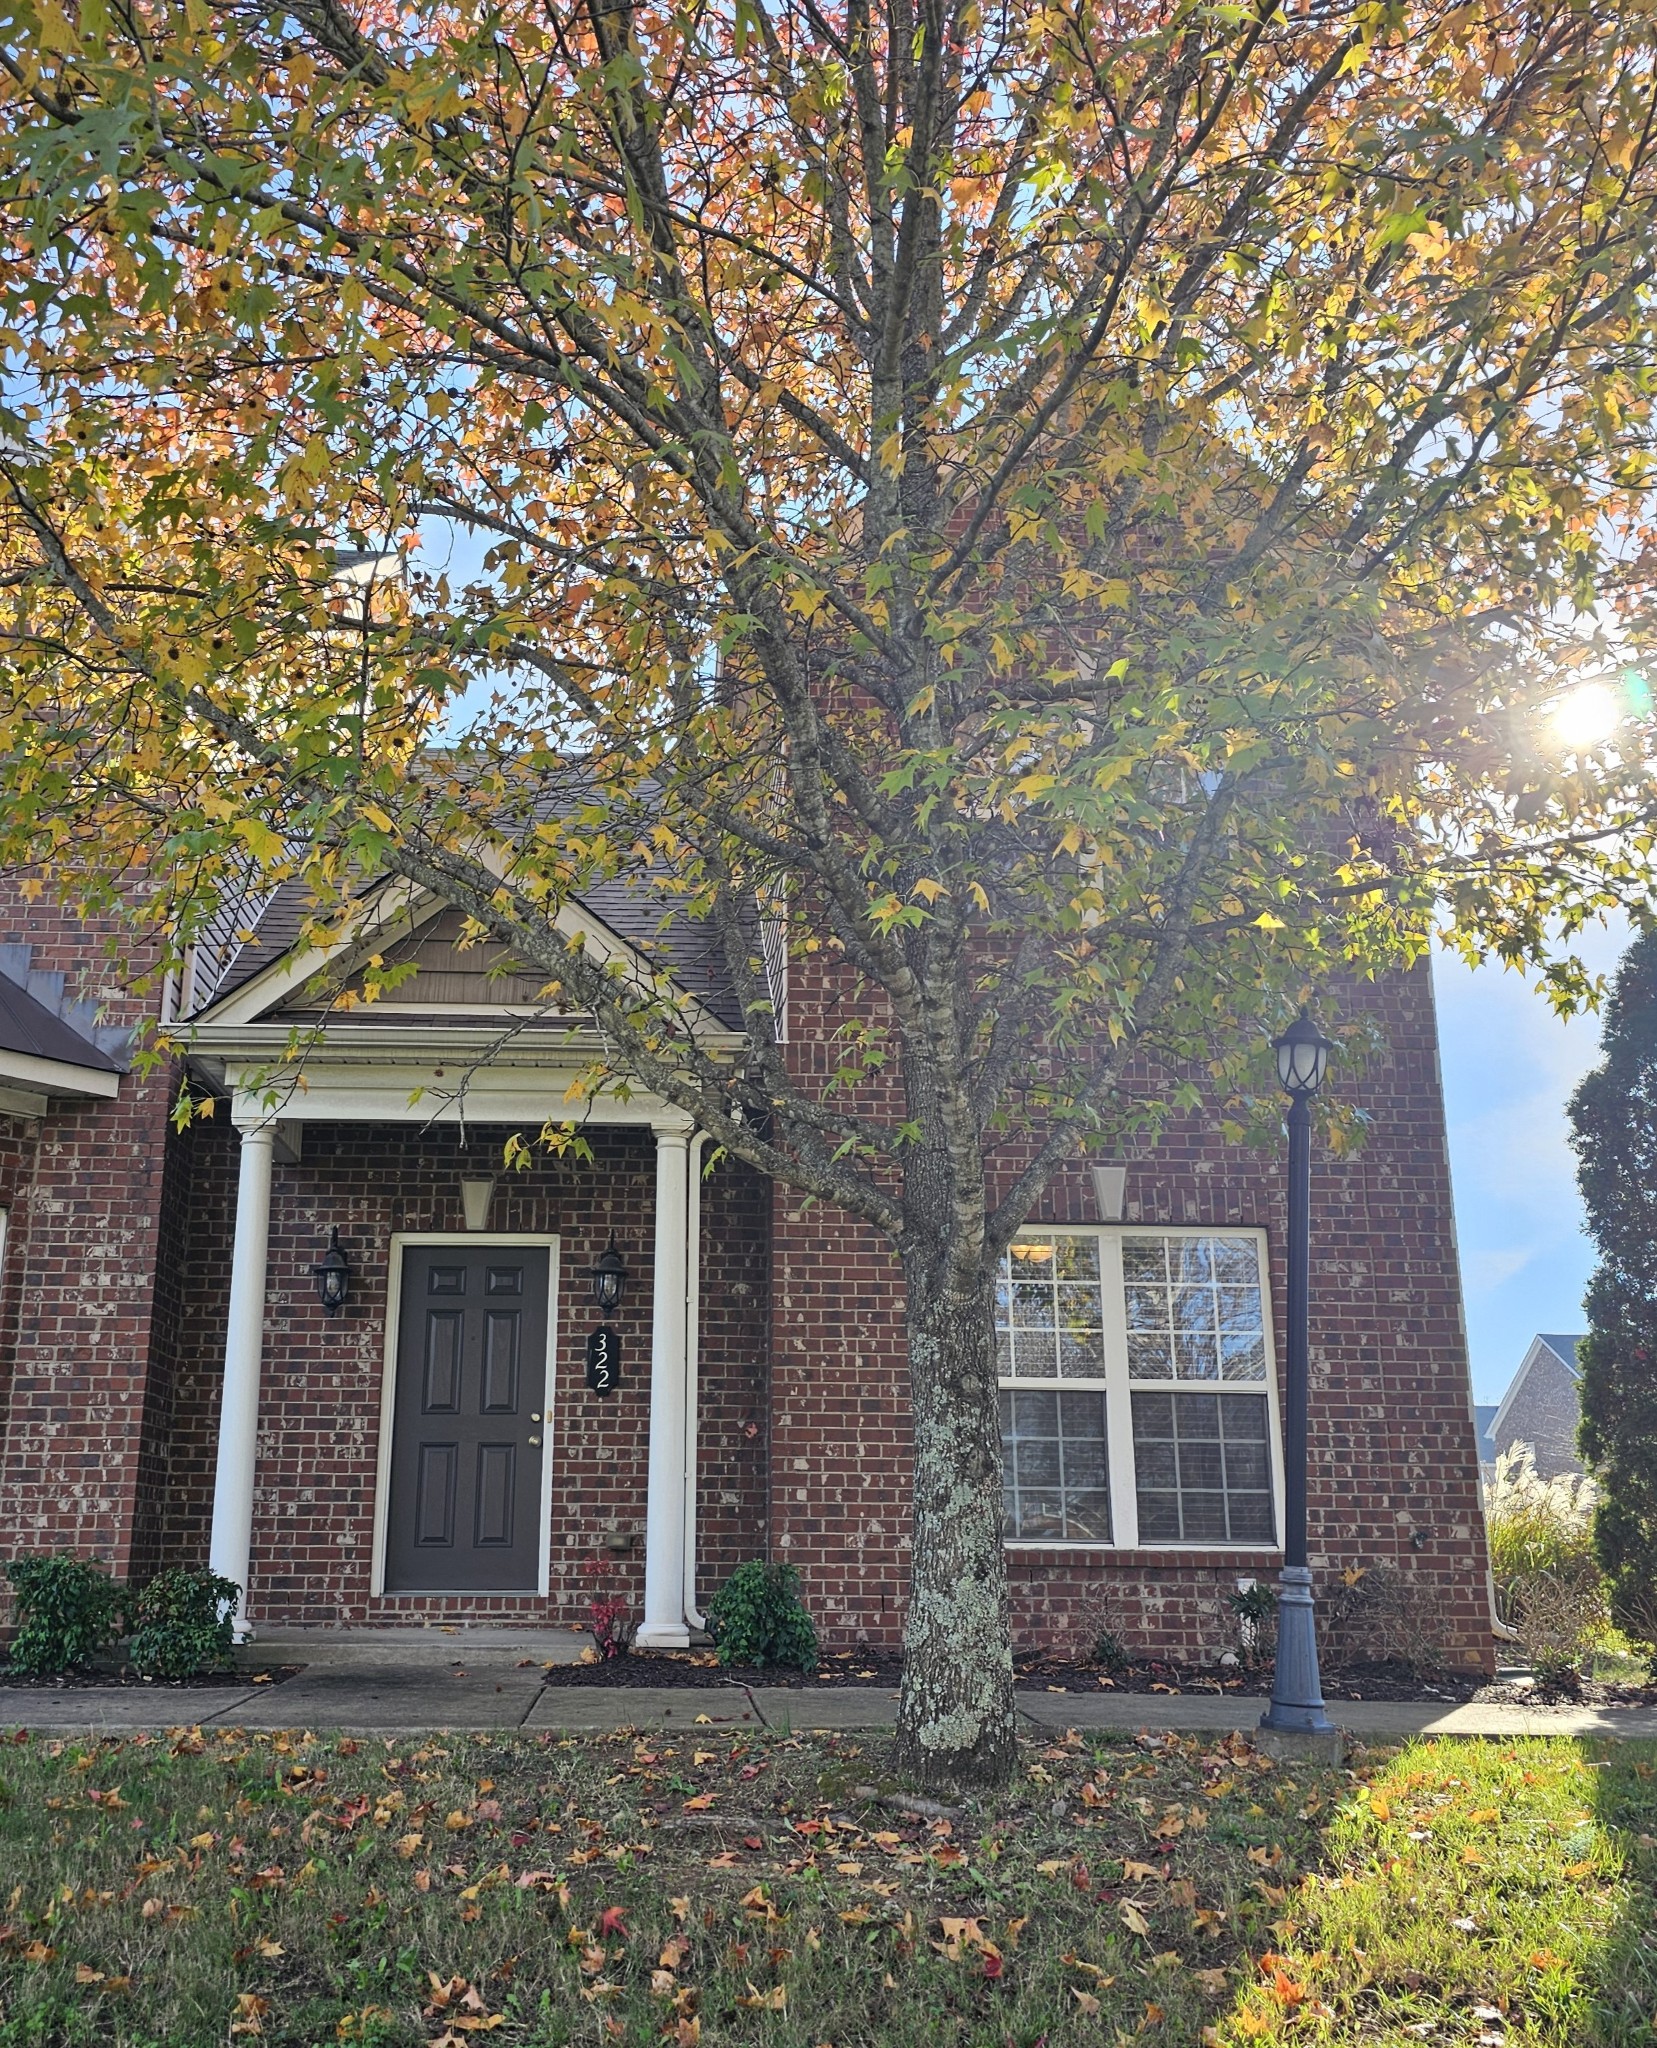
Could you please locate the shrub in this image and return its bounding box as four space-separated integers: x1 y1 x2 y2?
125 1567 240 1680
707 1561 817 1669
1091 1628 1131 1675
1483 1446 1609 1689
5 1555 121 1675
1225 1580 1278 1668
1318 1562 1447 1677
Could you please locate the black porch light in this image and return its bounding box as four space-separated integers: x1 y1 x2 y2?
584 1236 630 1312
313 1228 352 1316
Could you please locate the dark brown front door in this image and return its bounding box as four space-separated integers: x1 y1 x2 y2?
384 1244 551 1593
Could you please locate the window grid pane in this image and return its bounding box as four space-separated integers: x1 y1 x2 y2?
997 1234 1111 1541
1131 1390 1274 1543
1122 1233 1267 1384
999 1387 1112 1543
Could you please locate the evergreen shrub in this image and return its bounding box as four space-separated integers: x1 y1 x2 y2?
707 1561 818 1669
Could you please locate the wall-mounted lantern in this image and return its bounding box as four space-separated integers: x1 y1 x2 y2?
460 1176 496 1232
313 1227 351 1316
583 1235 630 1312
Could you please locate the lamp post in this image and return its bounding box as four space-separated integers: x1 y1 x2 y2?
1260 1010 1338 1740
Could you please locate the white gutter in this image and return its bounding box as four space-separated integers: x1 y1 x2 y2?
682 1131 710 1630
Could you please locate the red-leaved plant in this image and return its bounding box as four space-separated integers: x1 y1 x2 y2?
581 1556 633 1661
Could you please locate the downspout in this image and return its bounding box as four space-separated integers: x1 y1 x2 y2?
682 1132 710 1630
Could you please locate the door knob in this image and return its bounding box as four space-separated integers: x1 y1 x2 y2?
527 1435 542 1447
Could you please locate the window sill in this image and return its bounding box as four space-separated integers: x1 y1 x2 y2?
1004 1543 1283 1564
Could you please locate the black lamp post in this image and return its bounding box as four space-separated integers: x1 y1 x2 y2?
1260 1010 1338 1740
584 1236 629 1313
313 1228 351 1316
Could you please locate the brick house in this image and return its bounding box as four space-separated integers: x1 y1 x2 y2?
0 871 1496 1671
1489 1334 1586 1480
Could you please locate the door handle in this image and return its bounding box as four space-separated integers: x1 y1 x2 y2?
527 1435 542 1447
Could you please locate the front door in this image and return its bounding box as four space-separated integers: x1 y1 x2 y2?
384 1243 551 1592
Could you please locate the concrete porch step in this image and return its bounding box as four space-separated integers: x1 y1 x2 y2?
236 1626 591 1670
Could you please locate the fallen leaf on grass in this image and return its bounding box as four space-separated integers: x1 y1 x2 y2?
74 1964 104 1984
1121 1859 1161 1882
1062 1955 1116 1985
735 1984 787 2011
1194 1967 1230 1996
1119 1902 1151 1938
1073 1990 1101 2015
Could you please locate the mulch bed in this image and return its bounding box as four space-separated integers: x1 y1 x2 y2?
535 1648 1521 1703
0 1666 302 1690
537 1647 1657 1707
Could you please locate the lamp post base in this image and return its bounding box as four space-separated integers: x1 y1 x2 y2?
1258 1563 1337 1737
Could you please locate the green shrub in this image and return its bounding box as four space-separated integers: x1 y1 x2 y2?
125 1567 240 1680
4 1555 121 1675
707 1561 818 1669
1091 1628 1131 1674
1483 1447 1609 1687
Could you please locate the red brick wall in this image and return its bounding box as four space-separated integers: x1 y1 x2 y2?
770 955 1495 1672
0 1111 41 1439
0 885 183 1577
160 1120 771 1628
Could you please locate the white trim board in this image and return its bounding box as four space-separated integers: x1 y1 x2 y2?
369 1233 562 1600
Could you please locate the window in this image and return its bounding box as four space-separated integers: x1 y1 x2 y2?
995 1228 1280 1549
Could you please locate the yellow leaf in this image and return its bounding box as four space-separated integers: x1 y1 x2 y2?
1119 1901 1151 1938
233 817 286 865
1253 911 1287 931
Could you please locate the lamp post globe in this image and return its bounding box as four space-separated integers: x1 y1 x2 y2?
1260 1010 1338 1744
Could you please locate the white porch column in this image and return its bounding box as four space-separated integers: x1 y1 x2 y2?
637 1121 691 1648
209 1123 275 1638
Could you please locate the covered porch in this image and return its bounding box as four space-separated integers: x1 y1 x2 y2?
184 1018 755 1647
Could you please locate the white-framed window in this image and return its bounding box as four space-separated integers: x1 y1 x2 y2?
996 1226 1282 1550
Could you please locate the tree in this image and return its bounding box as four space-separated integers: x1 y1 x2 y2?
3 0 1657 1784
1569 930 1657 1651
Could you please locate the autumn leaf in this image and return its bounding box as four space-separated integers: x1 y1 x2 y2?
1119 1902 1152 1938
734 1982 786 2010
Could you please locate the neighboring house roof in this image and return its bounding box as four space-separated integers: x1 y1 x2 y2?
1534 1334 1584 1377
1474 1403 1499 1468
1490 1330 1588 1461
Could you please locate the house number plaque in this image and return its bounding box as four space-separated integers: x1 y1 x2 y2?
585 1325 620 1396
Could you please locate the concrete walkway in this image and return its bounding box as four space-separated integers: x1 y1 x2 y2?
2 1675 1654 1742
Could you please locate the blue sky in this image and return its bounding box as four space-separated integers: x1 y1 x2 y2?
1434 919 1629 1404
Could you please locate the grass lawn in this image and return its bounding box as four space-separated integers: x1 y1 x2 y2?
0 1721 1649 2045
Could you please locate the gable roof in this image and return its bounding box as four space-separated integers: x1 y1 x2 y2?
1491 1331 1588 1450
1535 1334 1585 1377
187 871 744 1033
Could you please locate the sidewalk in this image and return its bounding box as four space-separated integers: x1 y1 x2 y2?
2 1677 1654 1742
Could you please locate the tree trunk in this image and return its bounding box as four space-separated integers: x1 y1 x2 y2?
895 1251 1017 1788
